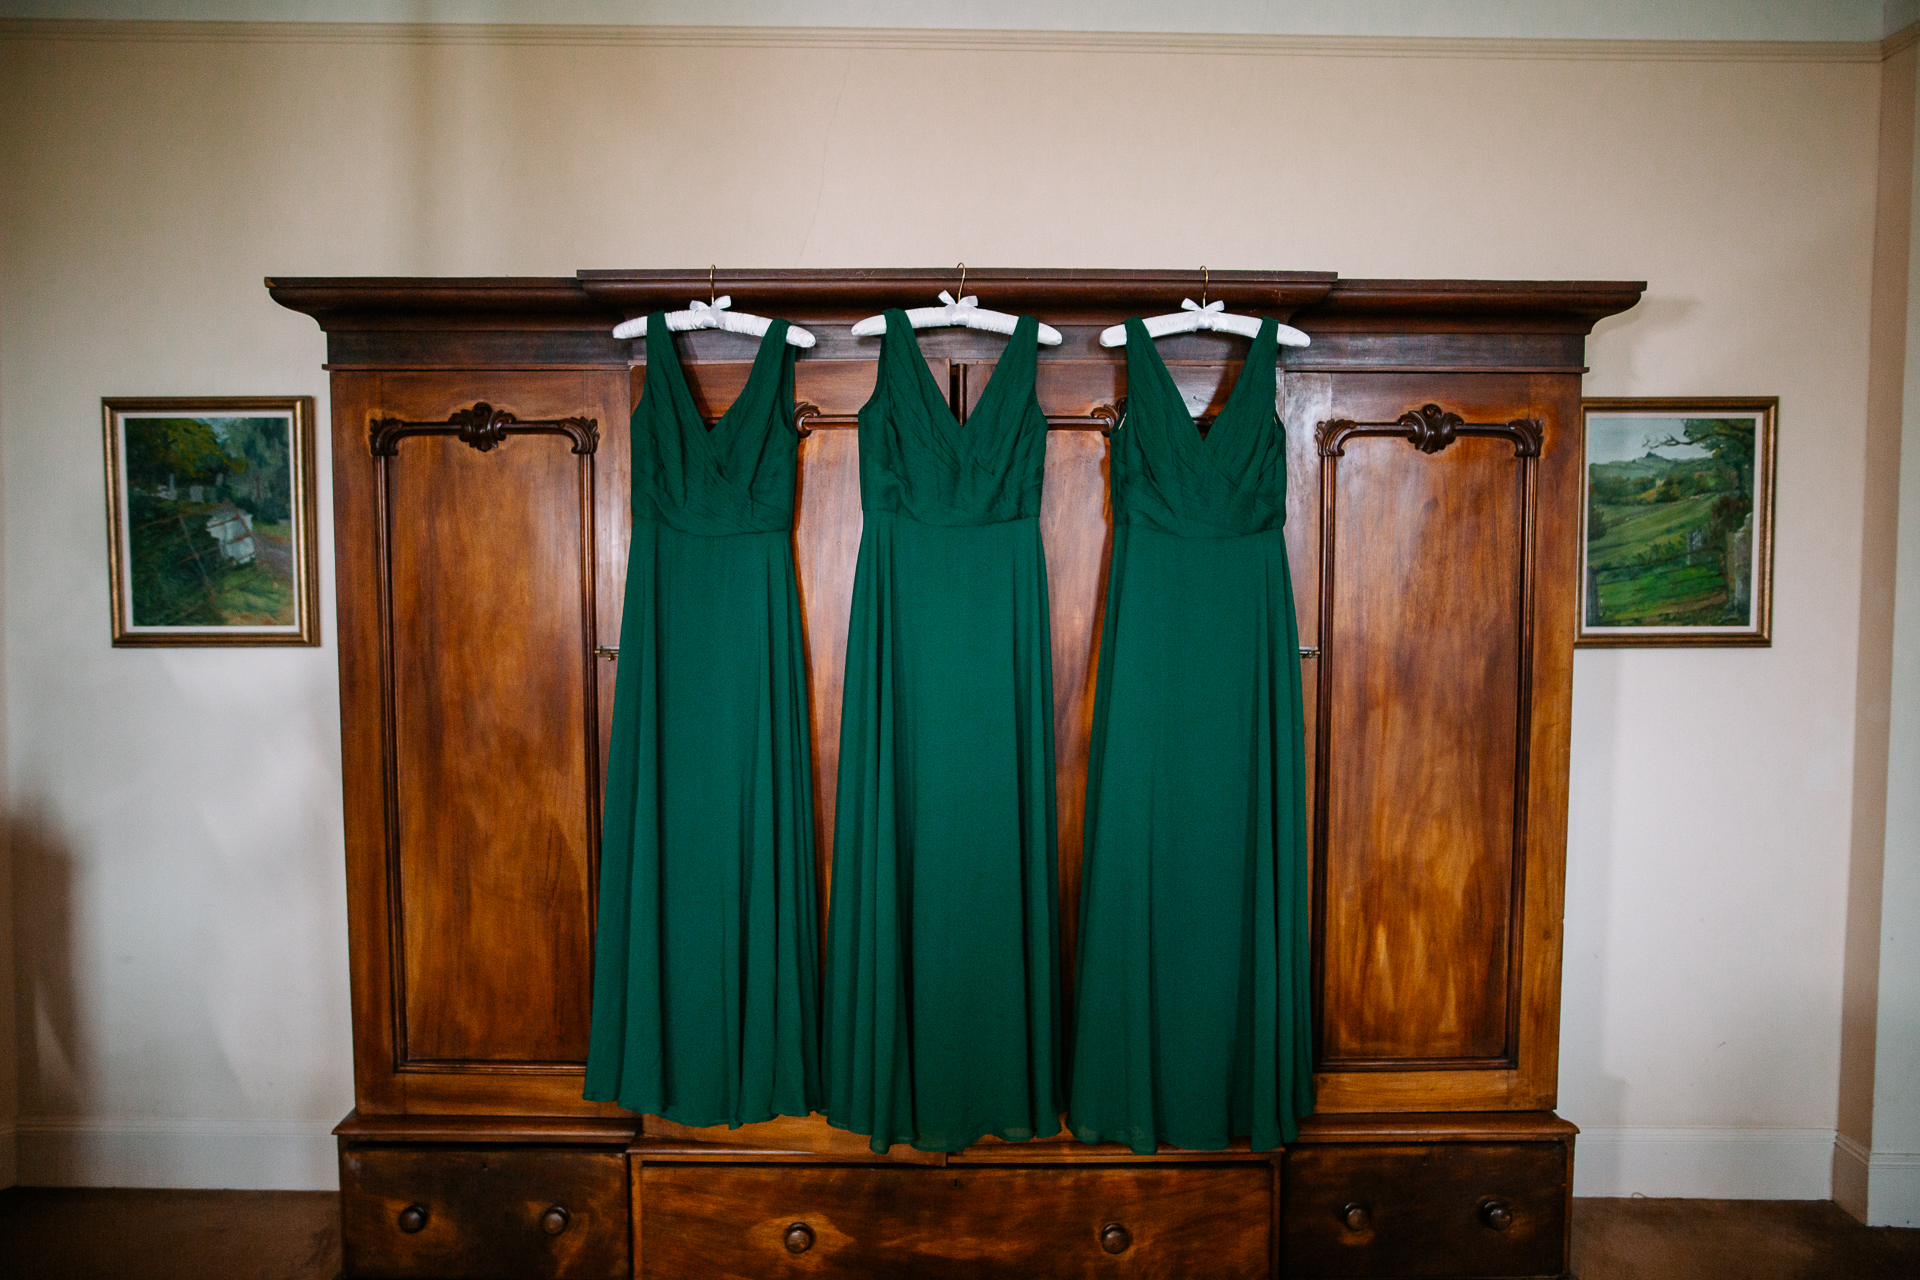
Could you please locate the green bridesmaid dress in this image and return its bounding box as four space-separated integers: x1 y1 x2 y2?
584 316 821 1127
1067 316 1313 1154
824 311 1064 1154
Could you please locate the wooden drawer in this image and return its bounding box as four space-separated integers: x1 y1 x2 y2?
639 1162 1272 1278
341 1145 630 1279
1282 1143 1568 1278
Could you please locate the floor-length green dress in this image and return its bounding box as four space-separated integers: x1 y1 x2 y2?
1067 317 1313 1154
584 316 821 1127
824 311 1063 1154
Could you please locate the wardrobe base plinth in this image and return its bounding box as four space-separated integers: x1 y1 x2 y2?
328 1110 1577 1279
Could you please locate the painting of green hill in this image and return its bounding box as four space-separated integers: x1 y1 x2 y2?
1584 416 1758 629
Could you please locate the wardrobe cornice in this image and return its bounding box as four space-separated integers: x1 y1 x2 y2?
269 270 1644 333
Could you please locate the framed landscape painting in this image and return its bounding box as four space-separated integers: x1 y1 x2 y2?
103 396 320 646
1577 397 1776 648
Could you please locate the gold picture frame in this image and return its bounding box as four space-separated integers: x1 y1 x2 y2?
103 396 321 646
1577 397 1776 648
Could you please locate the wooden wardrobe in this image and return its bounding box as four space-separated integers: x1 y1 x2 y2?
270 268 1643 1280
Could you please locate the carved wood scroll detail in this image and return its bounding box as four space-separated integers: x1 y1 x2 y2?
1316 404 1541 459
369 403 599 456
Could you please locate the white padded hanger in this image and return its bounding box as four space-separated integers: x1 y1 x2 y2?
1097 269 1310 349
613 296 815 348
1098 298 1309 349
850 266 1063 345
611 268 816 347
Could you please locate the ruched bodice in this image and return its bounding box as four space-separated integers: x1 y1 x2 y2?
857 309 1047 526
630 313 799 536
1111 314 1288 538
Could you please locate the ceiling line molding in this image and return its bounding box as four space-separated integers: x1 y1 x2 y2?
0 18 1891 64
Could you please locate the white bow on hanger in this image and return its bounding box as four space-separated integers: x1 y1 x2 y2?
1097 297 1310 348
612 295 816 348
851 284 1063 346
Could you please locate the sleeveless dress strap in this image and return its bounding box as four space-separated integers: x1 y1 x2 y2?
643 311 697 421
725 318 795 436
1001 314 1040 385
1229 318 1280 417
878 308 918 377
1121 316 1190 431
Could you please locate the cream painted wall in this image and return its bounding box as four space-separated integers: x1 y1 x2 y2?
0 23 1893 1192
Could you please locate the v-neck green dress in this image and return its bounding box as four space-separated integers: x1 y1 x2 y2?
1066 317 1313 1154
584 316 821 1127
824 310 1064 1154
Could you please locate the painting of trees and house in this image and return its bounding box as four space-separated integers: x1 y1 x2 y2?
120 415 297 628
1583 415 1761 630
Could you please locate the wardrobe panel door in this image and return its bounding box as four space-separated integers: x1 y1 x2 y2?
1312 376 1541 1077
369 371 621 1077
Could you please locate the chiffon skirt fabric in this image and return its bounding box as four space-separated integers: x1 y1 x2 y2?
584 521 821 1126
824 511 1063 1153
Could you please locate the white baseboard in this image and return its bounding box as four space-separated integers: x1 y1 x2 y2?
1572 1126 1834 1199
1866 1148 1920 1227
1836 1133 1920 1227
14 1117 338 1190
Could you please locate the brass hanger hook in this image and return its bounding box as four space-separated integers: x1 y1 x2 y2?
1201 265 1209 309
956 262 967 298
709 264 717 306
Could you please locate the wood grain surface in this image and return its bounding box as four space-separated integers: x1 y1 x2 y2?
385 390 595 1065
1319 427 1526 1066
1282 1141 1569 1278
638 1163 1270 1279
340 1145 629 1279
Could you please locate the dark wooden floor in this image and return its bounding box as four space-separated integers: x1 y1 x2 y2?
0 1188 1914 1278
1572 1197 1920 1278
0 1188 339 1280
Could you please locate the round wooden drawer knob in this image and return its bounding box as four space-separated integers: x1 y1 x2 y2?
1100 1223 1132 1254
1480 1199 1514 1232
784 1222 815 1254
1341 1202 1371 1232
397 1204 429 1234
541 1206 570 1236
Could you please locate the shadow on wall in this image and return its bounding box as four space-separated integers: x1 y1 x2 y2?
1587 294 1702 388
1565 645 1630 1194
9 802 86 1116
